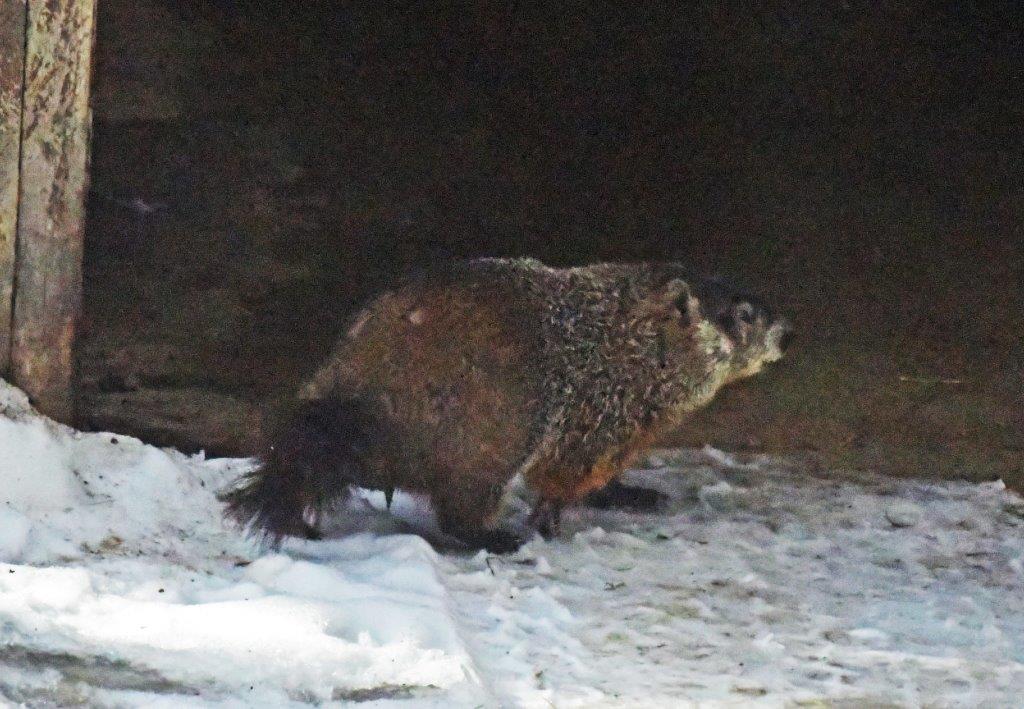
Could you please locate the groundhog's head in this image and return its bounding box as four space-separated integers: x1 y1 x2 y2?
696 277 793 384
644 273 735 380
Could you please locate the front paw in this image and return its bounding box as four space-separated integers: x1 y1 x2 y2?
585 479 668 511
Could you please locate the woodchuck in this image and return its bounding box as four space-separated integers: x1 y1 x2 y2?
223 257 791 552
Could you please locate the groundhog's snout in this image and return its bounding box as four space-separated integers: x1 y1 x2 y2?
766 317 794 362
777 323 795 354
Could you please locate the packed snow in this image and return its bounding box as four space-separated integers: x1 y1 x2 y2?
1 378 1023 707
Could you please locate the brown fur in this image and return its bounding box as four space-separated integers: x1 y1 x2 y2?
223 257 790 552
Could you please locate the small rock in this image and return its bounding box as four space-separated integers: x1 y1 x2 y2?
885 502 921 528
1003 503 1024 521
699 481 737 512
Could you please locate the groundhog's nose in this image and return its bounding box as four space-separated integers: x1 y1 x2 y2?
777 321 795 354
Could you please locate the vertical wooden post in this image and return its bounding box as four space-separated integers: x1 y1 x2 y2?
10 0 97 423
0 0 26 375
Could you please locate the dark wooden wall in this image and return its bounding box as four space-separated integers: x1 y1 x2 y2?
0 0 96 422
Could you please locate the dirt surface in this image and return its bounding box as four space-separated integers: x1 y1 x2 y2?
80 0 1023 487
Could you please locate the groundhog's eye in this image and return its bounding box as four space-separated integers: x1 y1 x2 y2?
674 297 691 327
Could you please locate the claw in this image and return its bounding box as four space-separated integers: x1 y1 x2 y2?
527 499 563 539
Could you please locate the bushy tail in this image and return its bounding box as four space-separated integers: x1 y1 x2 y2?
221 397 385 545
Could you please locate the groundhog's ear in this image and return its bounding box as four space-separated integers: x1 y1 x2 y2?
657 278 700 326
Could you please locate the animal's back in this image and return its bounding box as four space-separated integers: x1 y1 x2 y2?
299 259 549 532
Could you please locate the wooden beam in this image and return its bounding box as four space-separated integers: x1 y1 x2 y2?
0 0 26 375
10 0 97 423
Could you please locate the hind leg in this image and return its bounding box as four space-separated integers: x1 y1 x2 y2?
430 483 523 554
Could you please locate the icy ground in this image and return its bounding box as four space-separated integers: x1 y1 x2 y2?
1 380 1023 707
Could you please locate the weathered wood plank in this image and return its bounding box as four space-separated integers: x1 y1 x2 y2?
11 0 97 422
0 0 26 374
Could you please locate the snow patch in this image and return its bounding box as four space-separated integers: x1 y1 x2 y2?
2 379 1024 706
0 380 483 706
